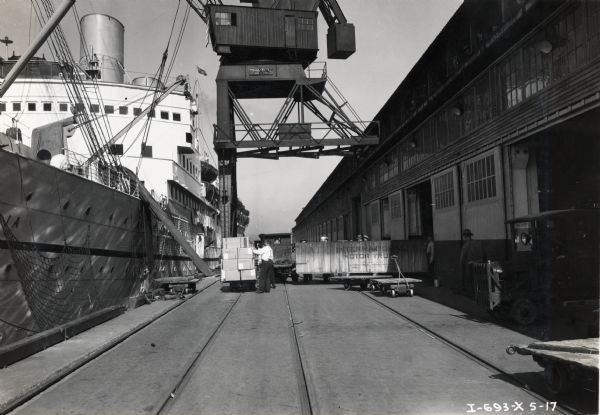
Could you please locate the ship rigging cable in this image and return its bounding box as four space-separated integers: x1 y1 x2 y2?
32 0 122 172
136 0 190 176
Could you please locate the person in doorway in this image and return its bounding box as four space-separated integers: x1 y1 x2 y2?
459 229 486 296
253 241 274 292
425 234 435 282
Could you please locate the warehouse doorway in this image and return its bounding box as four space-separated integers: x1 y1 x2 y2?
532 109 600 211
406 181 433 239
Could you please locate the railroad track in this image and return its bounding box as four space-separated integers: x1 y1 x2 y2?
153 292 242 415
3 279 220 415
357 290 581 415
154 283 315 415
283 282 314 415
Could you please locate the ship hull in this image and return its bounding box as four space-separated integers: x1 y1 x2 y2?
0 150 194 346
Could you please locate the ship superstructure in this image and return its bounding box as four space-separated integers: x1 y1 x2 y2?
0 13 224 346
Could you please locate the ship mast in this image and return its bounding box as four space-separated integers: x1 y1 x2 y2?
0 0 76 98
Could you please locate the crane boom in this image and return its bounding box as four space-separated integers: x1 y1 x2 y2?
184 0 223 24
318 0 347 26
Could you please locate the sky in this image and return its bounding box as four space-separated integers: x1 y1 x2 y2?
0 0 463 241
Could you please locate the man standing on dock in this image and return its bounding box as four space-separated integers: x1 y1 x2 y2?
253 241 274 293
426 234 435 282
459 229 486 297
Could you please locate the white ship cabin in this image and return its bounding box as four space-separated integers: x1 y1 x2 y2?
0 14 220 249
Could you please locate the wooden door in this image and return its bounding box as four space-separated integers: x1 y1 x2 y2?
285 16 296 48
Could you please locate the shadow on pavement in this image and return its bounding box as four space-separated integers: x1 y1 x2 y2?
490 371 599 415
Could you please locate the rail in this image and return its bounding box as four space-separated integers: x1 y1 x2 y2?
305 61 327 79
216 120 379 147
62 149 139 197
358 291 575 415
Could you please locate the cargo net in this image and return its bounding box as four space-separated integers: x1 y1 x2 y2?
150 206 197 279
0 213 140 331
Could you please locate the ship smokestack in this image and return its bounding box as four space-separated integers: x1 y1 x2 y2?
79 14 125 84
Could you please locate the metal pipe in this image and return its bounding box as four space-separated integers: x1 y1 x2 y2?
0 0 76 98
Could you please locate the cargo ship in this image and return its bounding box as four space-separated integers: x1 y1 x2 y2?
0 13 224 347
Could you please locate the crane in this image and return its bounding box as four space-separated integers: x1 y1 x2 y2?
182 0 376 238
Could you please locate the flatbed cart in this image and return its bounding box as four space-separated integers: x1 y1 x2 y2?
153 276 200 298
371 255 422 297
506 338 599 394
331 274 394 290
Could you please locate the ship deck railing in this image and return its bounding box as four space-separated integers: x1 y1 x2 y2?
62 149 139 198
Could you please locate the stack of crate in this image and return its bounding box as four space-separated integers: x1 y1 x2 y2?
220 237 257 283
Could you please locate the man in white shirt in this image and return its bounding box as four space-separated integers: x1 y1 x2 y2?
253 241 274 293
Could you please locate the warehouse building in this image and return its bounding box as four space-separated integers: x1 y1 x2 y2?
293 0 600 289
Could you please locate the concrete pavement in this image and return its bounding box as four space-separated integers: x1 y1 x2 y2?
0 277 218 415
3 280 595 415
286 284 554 415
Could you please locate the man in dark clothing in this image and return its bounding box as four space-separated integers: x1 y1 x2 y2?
426 235 435 282
459 229 486 296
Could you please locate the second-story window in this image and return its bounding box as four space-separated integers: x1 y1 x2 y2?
160 111 169 120
43 102 52 112
119 106 128 115
59 103 68 112
12 102 21 111
27 102 36 111
173 113 181 122
90 104 100 113
105 105 114 114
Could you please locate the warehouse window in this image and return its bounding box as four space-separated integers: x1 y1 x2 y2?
549 4 586 81
173 112 181 122
12 102 21 111
501 52 522 109
465 154 496 203
370 202 379 225
390 193 402 219
105 105 114 114
27 102 36 111
433 171 455 209
589 1 600 58
133 107 142 116
0 102 6 112
59 103 68 112
522 43 550 99
379 162 389 183
90 104 100 113
369 170 376 189
43 102 52 112
160 111 169 120
119 106 128 115
215 12 236 26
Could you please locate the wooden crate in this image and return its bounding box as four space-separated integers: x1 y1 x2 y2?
295 240 427 274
